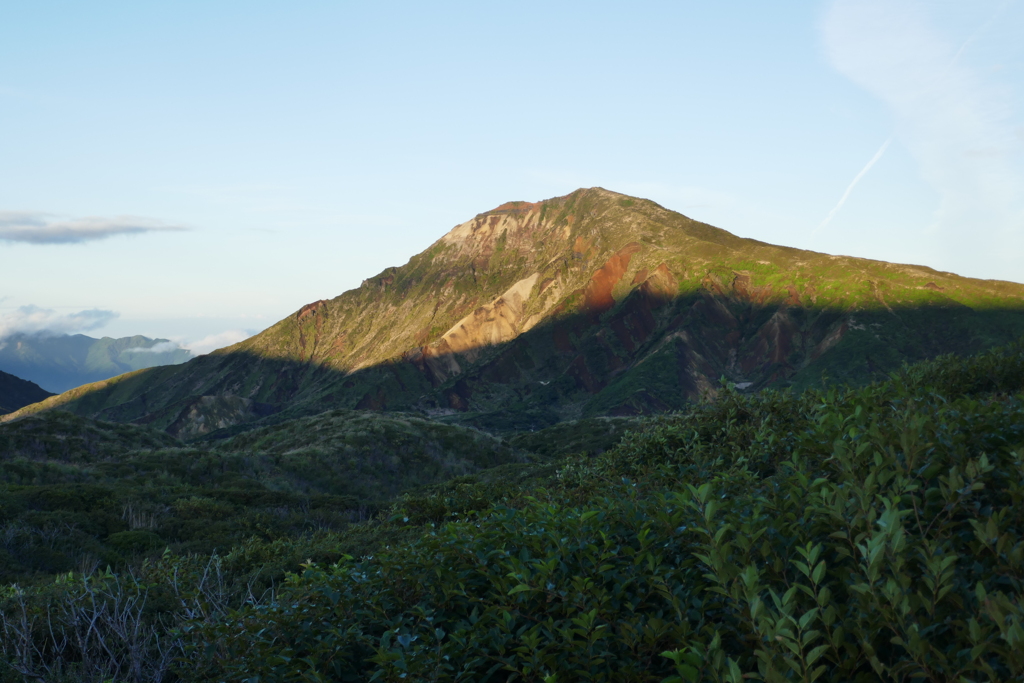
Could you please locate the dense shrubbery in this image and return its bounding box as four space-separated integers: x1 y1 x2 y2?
0 411 181 461
506 417 641 459
2 340 1024 681
0 411 529 583
0 453 367 581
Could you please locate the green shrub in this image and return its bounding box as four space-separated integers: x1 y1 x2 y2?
107 530 165 555
4 339 1024 681
186 342 1024 681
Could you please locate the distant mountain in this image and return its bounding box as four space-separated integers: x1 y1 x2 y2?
6 187 1024 435
0 369 53 415
0 333 193 393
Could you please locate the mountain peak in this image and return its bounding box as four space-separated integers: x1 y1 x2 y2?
7 189 1024 435
438 187 681 264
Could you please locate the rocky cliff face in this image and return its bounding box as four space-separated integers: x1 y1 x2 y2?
7 188 1024 434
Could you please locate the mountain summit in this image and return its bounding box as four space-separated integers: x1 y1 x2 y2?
7 188 1024 435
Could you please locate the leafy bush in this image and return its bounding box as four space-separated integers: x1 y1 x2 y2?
0 410 531 583
187 342 1024 681
3 340 1024 681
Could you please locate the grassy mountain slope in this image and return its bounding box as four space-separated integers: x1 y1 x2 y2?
6 187 1024 435
0 333 192 394
0 369 52 415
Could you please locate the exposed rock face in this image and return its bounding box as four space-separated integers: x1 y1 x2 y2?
582 243 642 319
439 273 540 361
7 187 1024 434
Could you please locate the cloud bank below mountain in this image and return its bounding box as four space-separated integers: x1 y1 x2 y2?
181 330 254 355
127 331 253 356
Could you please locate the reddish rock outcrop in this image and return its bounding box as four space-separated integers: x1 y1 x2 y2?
583 242 642 319
296 299 327 322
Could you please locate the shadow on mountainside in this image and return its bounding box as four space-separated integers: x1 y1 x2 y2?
8 274 1024 440
0 370 53 415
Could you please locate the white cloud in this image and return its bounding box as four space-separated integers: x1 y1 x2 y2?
822 0 1024 279
0 305 119 339
184 330 253 356
126 331 254 356
124 341 185 354
0 212 188 244
0 309 253 358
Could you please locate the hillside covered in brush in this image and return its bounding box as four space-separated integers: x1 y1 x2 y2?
0 407 622 585
0 409 534 582
6 187 1024 436
2 339 1023 682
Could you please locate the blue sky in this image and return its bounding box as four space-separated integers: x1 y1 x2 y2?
1 1 1022 353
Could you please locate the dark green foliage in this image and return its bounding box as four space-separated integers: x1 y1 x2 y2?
395 461 559 526
0 411 530 584
185 339 1024 681
0 411 181 461
106 530 164 554
506 417 642 458
3 340 1024 681
207 408 530 502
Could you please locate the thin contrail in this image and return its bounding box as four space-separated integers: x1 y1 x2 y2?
817 136 892 231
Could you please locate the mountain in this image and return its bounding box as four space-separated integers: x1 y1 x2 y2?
0 333 193 393
5 187 1024 436
0 369 53 415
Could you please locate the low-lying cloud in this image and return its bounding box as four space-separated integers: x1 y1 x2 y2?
0 212 188 244
127 330 255 357
184 330 253 356
124 341 184 354
0 305 119 340
0 308 253 358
